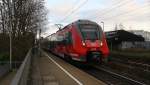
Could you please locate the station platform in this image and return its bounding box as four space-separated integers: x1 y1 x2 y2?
30 51 106 85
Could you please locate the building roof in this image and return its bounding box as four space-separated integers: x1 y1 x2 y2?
105 30 145 44
129 30 150 41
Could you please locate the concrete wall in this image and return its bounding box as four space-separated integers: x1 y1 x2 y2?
120 41 150 49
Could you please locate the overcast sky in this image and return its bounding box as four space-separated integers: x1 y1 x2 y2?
43 0 150 36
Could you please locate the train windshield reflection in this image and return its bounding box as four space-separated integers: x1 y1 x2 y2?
79 24 101 40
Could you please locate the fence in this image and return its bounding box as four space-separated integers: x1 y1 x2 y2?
10 48 32 85
120 41 150 49
0 61 22 79
0 64 9 78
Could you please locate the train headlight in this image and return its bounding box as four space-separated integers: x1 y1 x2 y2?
100 41 103 46
82 41 86 46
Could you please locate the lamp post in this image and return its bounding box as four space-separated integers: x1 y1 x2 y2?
101 21 104 31
8 0 13 70
39 29 41 56
9 27 12 70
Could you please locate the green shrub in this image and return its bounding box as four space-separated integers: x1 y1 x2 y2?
0 53 9 61
0 52 9 65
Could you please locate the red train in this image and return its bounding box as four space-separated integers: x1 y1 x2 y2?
44 20 109 63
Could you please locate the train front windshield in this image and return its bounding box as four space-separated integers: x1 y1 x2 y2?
79 24 102 40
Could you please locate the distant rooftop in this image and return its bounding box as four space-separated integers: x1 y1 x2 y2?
105 30 145 44
128 30 150 41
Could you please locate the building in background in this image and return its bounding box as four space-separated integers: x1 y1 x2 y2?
105 30 150 50
129 30 150 41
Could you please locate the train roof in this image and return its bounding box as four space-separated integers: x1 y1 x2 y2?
74 19 98 25
46 19 99 38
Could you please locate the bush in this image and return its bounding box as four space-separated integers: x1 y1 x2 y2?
0 33 35 62
0 53 9 61
0 52 9 65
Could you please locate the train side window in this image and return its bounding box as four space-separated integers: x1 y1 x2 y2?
65 32 72 44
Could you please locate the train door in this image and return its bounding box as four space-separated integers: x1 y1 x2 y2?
65 31 73 55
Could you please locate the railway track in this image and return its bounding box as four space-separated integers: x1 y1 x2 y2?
46 52 149 85
79 64 147 85
93 65 147 85
110 57 150 72
104 57 150 85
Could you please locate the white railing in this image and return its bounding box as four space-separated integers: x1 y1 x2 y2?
10 48 32 85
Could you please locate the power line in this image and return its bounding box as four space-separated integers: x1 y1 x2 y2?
59 0 79 22
87 0 132 20
84 0 124 19
60 0 88 23
80 0 114 18
100 3 150 21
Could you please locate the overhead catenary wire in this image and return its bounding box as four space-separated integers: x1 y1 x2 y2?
87 0 132 20
92 0 149 31
61 0 127 23
59 0 79 22
56 0 149 31
60 0 88 23
98 3 150 21
90 0 150 29
82 0 118 19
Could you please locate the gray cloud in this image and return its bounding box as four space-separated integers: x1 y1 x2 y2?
45 0 150 33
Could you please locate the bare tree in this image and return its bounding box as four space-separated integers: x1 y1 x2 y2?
0 0 47 61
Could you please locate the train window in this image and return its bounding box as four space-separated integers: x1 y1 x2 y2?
79 24 101 40
57 35 63 41
65 32 72 44
82 29 98 40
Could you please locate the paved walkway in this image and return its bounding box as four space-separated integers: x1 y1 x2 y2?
30 51 106 85
30 54 59 85
0 71 16 85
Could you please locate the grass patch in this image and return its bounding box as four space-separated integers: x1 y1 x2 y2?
111 51 150 58
110 50 150 63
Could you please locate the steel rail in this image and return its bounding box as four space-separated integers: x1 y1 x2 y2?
94 65 146 85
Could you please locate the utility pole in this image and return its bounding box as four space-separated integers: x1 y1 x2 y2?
115 24 118 31
8 0 13 70
9 24 12 70
39 29 41 56
101 21 104 31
